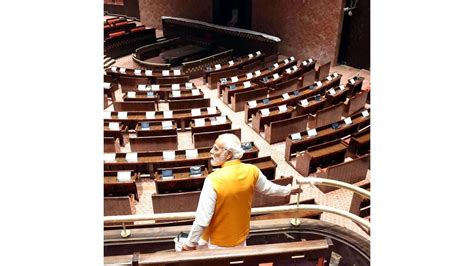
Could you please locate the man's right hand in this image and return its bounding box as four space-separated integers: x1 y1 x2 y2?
290 186 303 195
181 243 196 251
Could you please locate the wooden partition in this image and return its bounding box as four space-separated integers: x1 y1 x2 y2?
113 101 156 112
194 128 241 148
104 196 134 225
301 69 316 88
269 77 300 97
264 114 308 144
168 98 211 111
315 61 331 81
295 139 348 176
344 91 368 116
317 154 370 193
349 182 371 219
104 137 120 153
152 191 201 213
129 135 178 152
284 109 370 161
308 102 344 129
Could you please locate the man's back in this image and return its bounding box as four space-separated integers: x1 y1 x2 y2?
206 160 259 246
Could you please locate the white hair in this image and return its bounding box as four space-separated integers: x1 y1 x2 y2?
218 133 244 160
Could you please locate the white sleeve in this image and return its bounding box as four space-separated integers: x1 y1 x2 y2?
185 178 216 246
255 170 291 196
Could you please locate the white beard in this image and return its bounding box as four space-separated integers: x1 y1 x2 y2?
211 153 227 166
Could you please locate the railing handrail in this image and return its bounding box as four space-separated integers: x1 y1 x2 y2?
104 204 370 231
296 177 371 199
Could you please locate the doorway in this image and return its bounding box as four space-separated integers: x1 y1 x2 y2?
337 0 370 69
212 0 252 30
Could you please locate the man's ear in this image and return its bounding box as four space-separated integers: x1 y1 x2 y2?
226 150 233 160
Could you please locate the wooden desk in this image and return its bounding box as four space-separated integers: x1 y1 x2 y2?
104 170 139 200
168 89 204 101
118 76 149 93
208 155 277 179
194 128 241 148
264 114 308 144
106 66 188 81
324 85 349 108
295 139 348 176
268 77 300 98
104 150 211 175
154 166 208 193
231 86 268 112
284 109 370 161
190 116 232 136
217 56 297 96
244 73 341 123
308 102 345 129
209 67 241 90
252 105 294 133
241 156 277 180
346 76 365 97
104 122 128 145
204 52 264 83
134 120 178 137
294 94 328 117
122 91 159 104
112 101 156 112
222 82 262 104
347 127 370 156
104 137 120 153
168 98 210 111
104 107 222 130
134 83 198 101
129 135 178 152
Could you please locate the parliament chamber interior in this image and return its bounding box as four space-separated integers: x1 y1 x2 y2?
102 0 371 265
4 1 472 265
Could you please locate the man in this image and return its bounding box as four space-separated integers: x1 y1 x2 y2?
182 134 302 250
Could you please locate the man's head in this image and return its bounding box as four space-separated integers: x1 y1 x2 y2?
210 134 244 166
